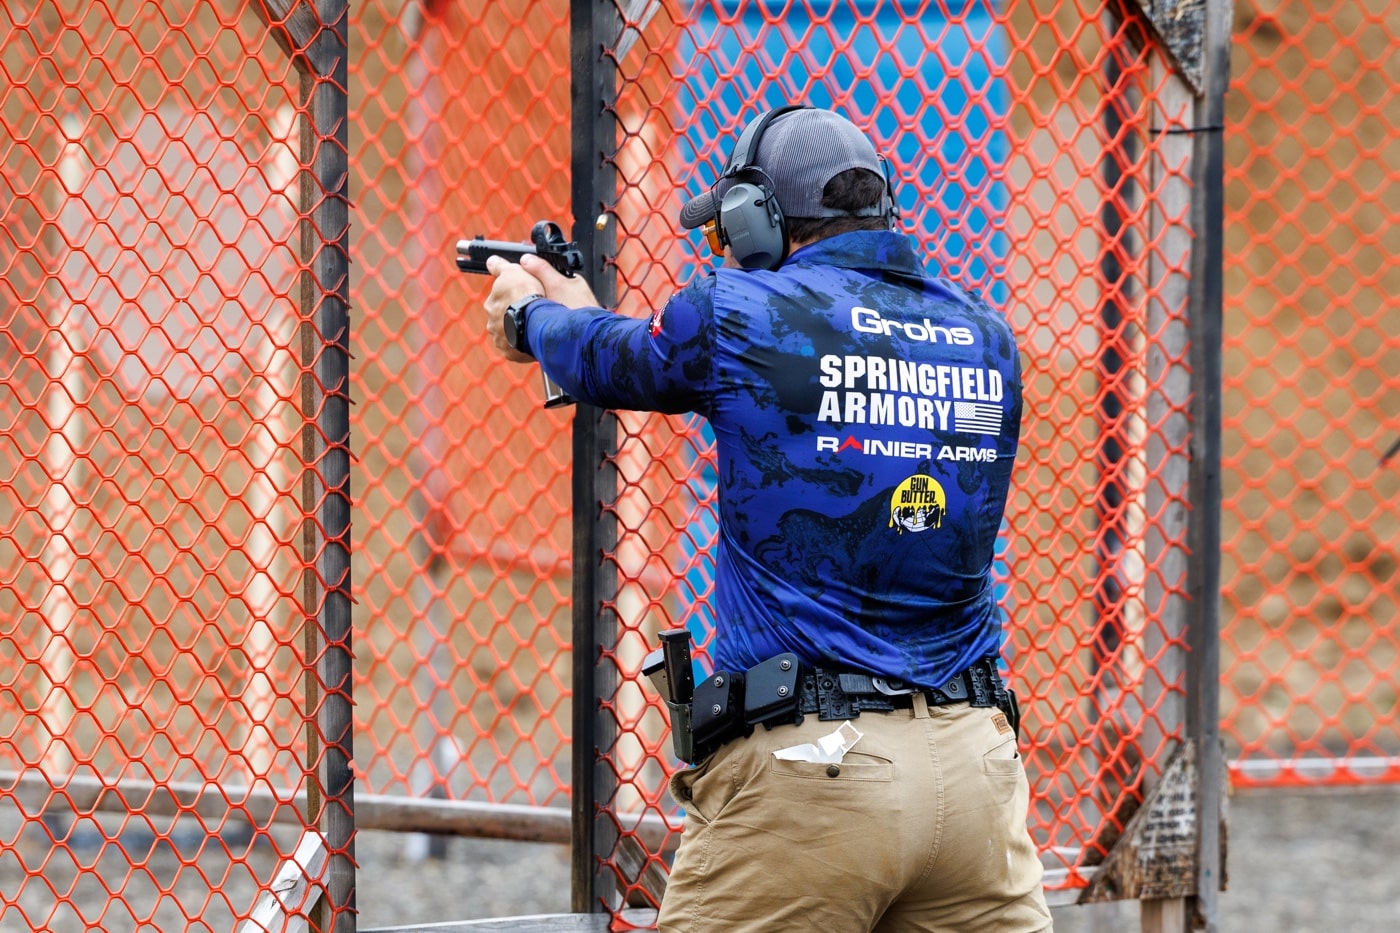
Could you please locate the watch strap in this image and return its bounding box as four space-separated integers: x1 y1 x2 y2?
505 293 545 356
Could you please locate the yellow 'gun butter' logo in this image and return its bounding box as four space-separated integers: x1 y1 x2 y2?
889 473 946 534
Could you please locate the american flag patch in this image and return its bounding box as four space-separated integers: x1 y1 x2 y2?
954 401 1002 435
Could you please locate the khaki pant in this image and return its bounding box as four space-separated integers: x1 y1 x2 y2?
658 697 1053 932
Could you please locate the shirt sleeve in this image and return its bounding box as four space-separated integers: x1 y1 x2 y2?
526 275 716 417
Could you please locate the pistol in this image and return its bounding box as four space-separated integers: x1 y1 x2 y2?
455 220 585 278
456 220 583 408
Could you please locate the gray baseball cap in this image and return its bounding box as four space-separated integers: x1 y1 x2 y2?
679 107 886 229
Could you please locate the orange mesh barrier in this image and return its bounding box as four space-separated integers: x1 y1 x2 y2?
591 0 1209 913
0 2 351 929
353 0 575 811
3 0 1394 929
1221 3 1400 788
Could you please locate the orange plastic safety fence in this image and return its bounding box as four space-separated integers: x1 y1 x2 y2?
588 0 1204 910
0 1 349 930
1221 2 1400 788
350 0 575 815
7 0 1394 928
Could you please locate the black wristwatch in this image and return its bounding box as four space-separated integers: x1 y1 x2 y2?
503 293 544 357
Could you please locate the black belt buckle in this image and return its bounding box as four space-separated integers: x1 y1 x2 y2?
871 675 915 697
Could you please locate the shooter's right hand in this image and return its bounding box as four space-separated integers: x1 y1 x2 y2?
483 255 545 364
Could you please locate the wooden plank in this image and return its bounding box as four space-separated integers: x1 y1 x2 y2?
1079 743 1198 904
1120 0 1208 93
250 0 323 69
611 831 669 908
1141 896 1187 933
239 831 329 933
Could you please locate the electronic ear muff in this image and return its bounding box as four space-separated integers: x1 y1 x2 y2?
702 105 902 270
706 104 806 271
717 175 788 271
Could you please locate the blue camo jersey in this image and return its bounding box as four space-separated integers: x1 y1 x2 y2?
525 231 1022 690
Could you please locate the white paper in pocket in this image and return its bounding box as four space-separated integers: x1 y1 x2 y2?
773 720 863 764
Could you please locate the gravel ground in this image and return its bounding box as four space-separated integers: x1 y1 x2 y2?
2 788 1395 930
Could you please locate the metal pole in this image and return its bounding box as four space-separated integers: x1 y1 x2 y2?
251 1 354 927
306 3 355 929
1186 1 1235 930
570 0 621 915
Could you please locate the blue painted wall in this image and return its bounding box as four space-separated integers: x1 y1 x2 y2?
670 1 1012 668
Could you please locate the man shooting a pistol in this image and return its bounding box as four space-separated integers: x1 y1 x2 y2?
478 105 1052 932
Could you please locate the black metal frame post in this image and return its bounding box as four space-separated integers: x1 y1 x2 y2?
308 4 355 929
1186 1 1234 930
569 0 622 915
255 2 356 929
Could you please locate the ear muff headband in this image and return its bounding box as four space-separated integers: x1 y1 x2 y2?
706 105 901 267
723 104 806 178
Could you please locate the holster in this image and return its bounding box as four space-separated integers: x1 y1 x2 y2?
742 653 801 727
689 670 748 758
666 700 695 764
999 685 1022 740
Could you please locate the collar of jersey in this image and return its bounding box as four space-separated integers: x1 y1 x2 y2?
786 230 924 276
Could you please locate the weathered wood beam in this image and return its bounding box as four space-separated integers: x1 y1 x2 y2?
1120 0 1208 93
251 0 324 70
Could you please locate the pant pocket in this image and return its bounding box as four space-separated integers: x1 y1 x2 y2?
769 750 895 783
669 758 715 826
982 733 1022 775
981 732 1025 808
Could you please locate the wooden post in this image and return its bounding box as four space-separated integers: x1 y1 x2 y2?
1081 2 1233 928
305 4 356 928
